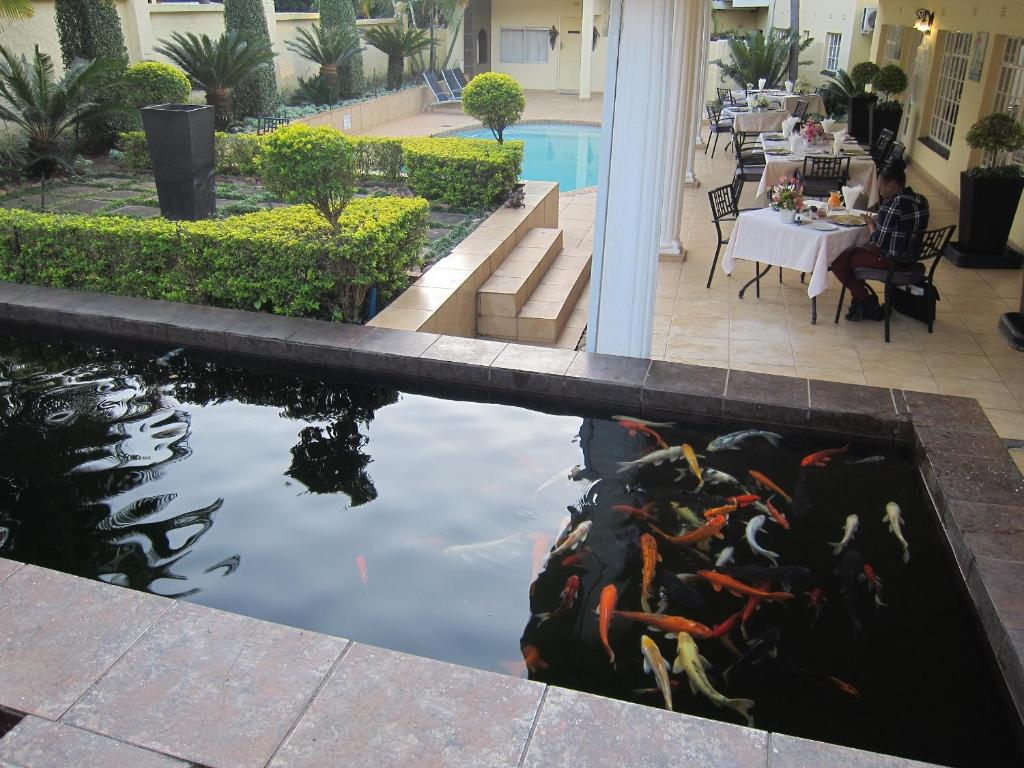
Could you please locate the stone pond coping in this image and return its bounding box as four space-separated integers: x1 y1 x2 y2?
0 281 1021 764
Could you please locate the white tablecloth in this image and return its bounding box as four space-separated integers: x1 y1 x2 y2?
721 108 788 133
754 136 880 207
730 92 826 115
721 207 872 297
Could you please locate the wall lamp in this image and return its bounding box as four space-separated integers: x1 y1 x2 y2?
914 8 935 34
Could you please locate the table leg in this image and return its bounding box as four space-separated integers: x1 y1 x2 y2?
811 296 817 325
738 263 773 299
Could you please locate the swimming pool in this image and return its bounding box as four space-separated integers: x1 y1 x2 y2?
0 331 1020 766
449 122 602 192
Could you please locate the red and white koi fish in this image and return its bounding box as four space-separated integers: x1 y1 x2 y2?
616 419 669 449
801 445 850 468
536 574 581 624
546 521 592 563
860 563 887 607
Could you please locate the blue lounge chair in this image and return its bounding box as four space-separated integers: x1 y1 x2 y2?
451 67 469 89
424 71 460 106
441 69 463 98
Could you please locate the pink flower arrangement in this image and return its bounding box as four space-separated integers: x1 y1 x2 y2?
801 119 824 143
770 176 804 211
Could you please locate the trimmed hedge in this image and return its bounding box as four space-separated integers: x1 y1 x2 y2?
117 131 524 208
0 198 428 321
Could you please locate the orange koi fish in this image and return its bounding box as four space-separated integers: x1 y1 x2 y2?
598 584 618 666
766 499 790 530
650 517 727 547
801 444 850 468
828 676 861 698
707 610 743 639
640 533 660 612
522 645 549 674
536 575 581 624
355 555 368 589
703 501 739 520
739 581 773 638
696 570 794 602
728 494 762 508
613 610 714 640
617 419 669 449
748 470 792 503
612 502 657 522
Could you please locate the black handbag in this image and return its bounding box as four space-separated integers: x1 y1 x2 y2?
890 282 939 324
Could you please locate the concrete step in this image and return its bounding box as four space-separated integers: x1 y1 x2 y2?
477 228 563 321
515 249 592 344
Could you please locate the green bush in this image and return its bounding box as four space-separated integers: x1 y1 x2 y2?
261 123 355 227
224 0 279 119
347 135 404 181
849 61 880 92
460 72 525 143
123 62 193 129
319 0 364 97
0 198 428 321
871 63 908 103
401 136 523 207
118 131 264 175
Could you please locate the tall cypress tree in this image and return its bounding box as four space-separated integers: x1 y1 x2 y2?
53 0 128 149
320 0 363 98
224 0 279 119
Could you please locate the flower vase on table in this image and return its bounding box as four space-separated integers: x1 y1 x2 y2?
770 176 804 224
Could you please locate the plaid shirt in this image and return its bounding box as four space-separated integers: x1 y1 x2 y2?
869 186 930 260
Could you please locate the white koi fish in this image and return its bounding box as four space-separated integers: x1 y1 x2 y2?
706 430 782 452
672 633 754 727
532 464 586 506
545 520 593 563
715 546 735 567
883 502 910 563
829 514 860 555
745 515 779 566
617 445 683 472
640 635 674 711
442 533 523 565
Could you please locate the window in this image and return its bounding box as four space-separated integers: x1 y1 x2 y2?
883 25 904 64
500 28 549 64
928 31 972 151
994 36 1024 165
824 33 842 72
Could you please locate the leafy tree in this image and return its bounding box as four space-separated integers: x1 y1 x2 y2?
850 61 879 92
224 0 278 119
871 63 908 106
0 45 126 175
712 29 812 90
320 0 364 97
460 72 525 144
154 31 275 130
287 24 362 101
363 25 433 90
122 61 192 129
966 112 1024 174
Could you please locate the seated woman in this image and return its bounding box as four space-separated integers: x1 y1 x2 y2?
829 160 930 321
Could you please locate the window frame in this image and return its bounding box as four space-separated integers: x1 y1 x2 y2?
499 27 550 65
824 32 842 74
994 36 1024 166
883 25 904 64
928 30 973 152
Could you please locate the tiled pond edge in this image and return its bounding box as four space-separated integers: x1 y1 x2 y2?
0 282 1020 762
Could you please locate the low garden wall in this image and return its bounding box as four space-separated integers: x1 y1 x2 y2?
297 86 434 134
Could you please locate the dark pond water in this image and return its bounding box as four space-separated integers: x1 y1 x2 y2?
0 331 1019 767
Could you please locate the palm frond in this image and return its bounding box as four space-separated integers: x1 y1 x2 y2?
154 30 274 93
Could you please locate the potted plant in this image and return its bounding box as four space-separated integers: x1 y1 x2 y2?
868 63 907 147
753 94 771 112
835 62 877 140
947 112 1024 269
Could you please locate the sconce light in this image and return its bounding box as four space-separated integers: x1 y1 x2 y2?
914 8 934 34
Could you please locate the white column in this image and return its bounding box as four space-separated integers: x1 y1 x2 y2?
579 0 596 100
658 0 698 256
124 0 155 61
586 0 676 358
685 0 711 185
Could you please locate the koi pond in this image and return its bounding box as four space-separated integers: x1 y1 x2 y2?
0 331 1019 767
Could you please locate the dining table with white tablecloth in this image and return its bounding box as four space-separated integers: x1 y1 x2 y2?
721 107 789 133
721 206 872 321
729 91 827 115
753 133 880 207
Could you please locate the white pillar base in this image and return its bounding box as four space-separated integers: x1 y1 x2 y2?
658 239 682 256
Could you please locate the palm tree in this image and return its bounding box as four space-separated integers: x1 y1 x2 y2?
711 29 812 90
286 24 362 101
154 30 274 129
362 26 433 91
0 0 32 30
0 44 124 175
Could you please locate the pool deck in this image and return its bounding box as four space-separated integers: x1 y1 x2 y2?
0 283 1021 767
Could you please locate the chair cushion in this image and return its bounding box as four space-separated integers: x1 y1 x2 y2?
852 262 925 283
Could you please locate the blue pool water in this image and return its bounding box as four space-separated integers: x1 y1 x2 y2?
450 122 602 192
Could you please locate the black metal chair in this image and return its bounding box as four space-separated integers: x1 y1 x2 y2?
705 103 733 158
717 86 740 106
733 132 766 199
792 99 809 120
706 184 739 289
256 116 290 135
872 127 895 169
833 225 956 342
801 155 851 197
883 141 906 168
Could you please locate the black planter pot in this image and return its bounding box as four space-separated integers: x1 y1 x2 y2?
946 172 1024 268
846 94 877 142
140 104 216 221
868 103 902 150
998 276 1024 350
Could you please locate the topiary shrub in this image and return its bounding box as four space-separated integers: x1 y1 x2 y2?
461 72 525 143
401 136 523 206
224 0 279 120
871 63 908 107
261 123 356 228
849 61 880 92
965 112 1024 177
122 62 192 130
320 0 364 98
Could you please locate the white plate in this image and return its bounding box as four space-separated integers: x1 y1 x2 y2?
807 221 839 231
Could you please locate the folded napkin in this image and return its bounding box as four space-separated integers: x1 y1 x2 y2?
758 78 767 90
782 115 800 139
832 130 847 156
784 80 793 93
822 118 836 134
789 133 804 153
842 184 863 210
